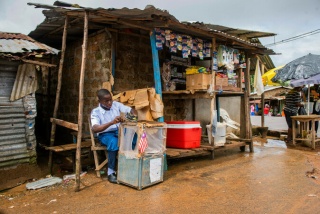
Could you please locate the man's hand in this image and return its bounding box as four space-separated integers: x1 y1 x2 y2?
113 116 122 124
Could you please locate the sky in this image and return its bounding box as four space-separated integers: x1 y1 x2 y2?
0 0 319 67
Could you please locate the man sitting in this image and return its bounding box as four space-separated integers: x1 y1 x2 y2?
91 89 137 183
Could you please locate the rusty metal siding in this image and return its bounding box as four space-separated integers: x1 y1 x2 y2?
0 99 29 168
23 94 37 152
10 64 39 101
0 60 19 97
0 59 35 169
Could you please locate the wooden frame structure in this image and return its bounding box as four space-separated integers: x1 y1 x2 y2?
28 3 276 192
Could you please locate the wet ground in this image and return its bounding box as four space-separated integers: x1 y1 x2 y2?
1 140 320 214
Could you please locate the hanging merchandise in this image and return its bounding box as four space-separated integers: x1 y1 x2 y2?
212 51 218 71
222 46 228 66
199 51 204 60
160 29 165 44
165 30 171 41
153 28 212 59
192 40 198 57
233 49 239 64
217 45 224 67
224 47 234 70
155 28 163 50
203 42 212 58
239 52 246 68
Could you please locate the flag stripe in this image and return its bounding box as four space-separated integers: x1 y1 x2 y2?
139 131 148 153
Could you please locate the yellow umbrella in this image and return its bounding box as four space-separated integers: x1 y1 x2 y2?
262 65 284 86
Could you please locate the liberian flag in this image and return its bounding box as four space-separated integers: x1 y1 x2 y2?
139 131 148 153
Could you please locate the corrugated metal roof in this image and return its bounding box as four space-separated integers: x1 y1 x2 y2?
198 23 276 39
27 3 275 55
0 32 59 58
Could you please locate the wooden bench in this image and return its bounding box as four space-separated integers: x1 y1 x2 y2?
46 141 92 172
45 141 92 152
48 118 94 173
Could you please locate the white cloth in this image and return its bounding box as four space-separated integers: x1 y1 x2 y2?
254 58 264 95
315 99 320 113
91 101 131 134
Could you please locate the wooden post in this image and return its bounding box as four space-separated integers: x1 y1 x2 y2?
111 32 116 92
210 38 216 145
75 11 88 192
244 54 253 152
150 30 163 122
261 62 265 127
48 16 68 173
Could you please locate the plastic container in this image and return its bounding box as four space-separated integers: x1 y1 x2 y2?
214 122 226 146
117 153 164 190
166 121 201 149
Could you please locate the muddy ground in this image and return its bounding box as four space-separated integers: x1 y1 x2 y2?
1 138 320 214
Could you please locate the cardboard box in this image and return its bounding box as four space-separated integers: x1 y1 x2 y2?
186 73 212 90
215 77 228 87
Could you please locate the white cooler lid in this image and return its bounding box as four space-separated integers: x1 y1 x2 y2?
167 124 202 129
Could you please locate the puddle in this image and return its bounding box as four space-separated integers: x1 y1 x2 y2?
254 139 287 148
265 139 287 148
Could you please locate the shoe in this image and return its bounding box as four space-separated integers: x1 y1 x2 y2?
108 173 117 184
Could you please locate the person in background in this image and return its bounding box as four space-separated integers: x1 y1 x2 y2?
283 86 304 144
310 90 320 134
91 89 137 183
264 104 270 116
250 104 255 115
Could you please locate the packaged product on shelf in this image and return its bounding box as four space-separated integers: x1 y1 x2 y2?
199 51 204 60
217 45 225 67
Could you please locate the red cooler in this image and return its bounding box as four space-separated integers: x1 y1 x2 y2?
166 121 201 149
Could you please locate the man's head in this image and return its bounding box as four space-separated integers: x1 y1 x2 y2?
97 89 112 109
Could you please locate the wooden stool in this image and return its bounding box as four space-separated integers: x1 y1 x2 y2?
88 117 108 177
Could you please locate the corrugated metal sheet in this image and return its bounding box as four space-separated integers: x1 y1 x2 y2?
0 59 37 169
27 3 275 55
0 39 59 55
0 101 29 168
0 32 59 60
0 60 20 97
196 23 277 39
10 64 39 101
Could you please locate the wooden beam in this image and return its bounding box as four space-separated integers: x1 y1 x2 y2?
48 15 68 174
50 118 78 131
245 55 253 152
75 10 88 192
48 18 81 35
118 20 152 31
210 37 216 145
22 59 57 68
261 62 265 127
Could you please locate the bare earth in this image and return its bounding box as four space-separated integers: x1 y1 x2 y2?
1 139 320 214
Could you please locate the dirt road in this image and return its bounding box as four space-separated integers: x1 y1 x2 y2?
1 142 320 214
